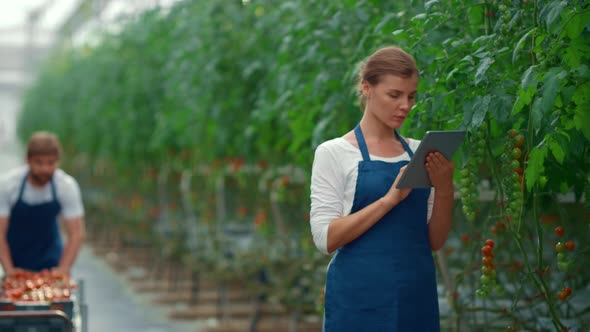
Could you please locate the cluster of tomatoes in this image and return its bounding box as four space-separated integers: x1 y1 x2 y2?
476 239 501 298
1 270 74 303
557 286 572 301
460 123 487 222
554 226 575 272
501 129 525 224
497 2 513 34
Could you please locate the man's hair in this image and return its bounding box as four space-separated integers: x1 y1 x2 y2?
26 131 62 159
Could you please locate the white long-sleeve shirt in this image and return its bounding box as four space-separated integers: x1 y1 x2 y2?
310 137 433 255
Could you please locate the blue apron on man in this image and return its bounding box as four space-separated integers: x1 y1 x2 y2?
7 173 63 271
323 125 440 331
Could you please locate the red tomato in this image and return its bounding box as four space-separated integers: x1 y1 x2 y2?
481 245 493 257
460 234 470 245
514 135 525 147
508 129 518 139
485 239 495 248
554 226 564 238
565 241 575 251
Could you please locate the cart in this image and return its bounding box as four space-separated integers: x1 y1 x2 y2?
0 278 88 332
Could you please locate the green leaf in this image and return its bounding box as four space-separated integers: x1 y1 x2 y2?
425 0 440 11
526 146 547 191
573 82 590 106
531 96 544 132
563 39 590 68
512 28 537 64
475 57 493 84
512 85 536 115
541 67 567 115
467 4 484 34
373 13 396 33
559 182 569 194
574 106 590 140
521 65 538 90
471 95 490 128
565 9 590 39
540 0 567 31
572 64 590 80
549 139 565 164
489 92 512 123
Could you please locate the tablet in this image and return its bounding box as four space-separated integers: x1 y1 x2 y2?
396 130 466 189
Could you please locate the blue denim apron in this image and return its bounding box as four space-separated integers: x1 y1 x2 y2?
323 125 439 331
7 173 63 271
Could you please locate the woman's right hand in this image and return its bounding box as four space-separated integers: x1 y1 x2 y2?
383 165 412 208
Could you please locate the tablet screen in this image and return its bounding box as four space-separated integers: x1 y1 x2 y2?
396 130 466 189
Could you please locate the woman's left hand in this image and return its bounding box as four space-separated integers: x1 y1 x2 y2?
425 152 455 193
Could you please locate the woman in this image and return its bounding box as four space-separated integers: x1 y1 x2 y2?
310 46 455 331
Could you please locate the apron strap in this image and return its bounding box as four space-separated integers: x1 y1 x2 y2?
49 176 58 201
396 130 414 158
17 173 28 202
354 124 371 161
17 172 59 203
355 125 414 161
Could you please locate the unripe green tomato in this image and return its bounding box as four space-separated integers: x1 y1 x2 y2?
502 14 511 23
505 207 513 217
482 266 493 275
477 138 486 148
462 205 471 214
467 212 476 222
476 289 489 298
481 275 492 284
460 187 470 197
499 4 508 12
461 178 471 187
512 181 522 192
460 168 470 177
556 242 565 253
501 24 510 33
557 261 570 271
511 147 522 159
511 159 520 170
509 200 520 212
539 176 548 188
475 148 485 159
557 252 566 261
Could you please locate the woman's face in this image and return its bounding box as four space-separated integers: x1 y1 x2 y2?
362 74 418 129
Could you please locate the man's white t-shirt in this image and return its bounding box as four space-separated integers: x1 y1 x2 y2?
0 166 84 220
310 137 434 255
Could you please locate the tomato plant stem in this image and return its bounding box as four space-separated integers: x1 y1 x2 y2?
514 237 564 331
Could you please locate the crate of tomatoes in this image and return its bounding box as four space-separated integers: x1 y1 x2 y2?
0 269 86 331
